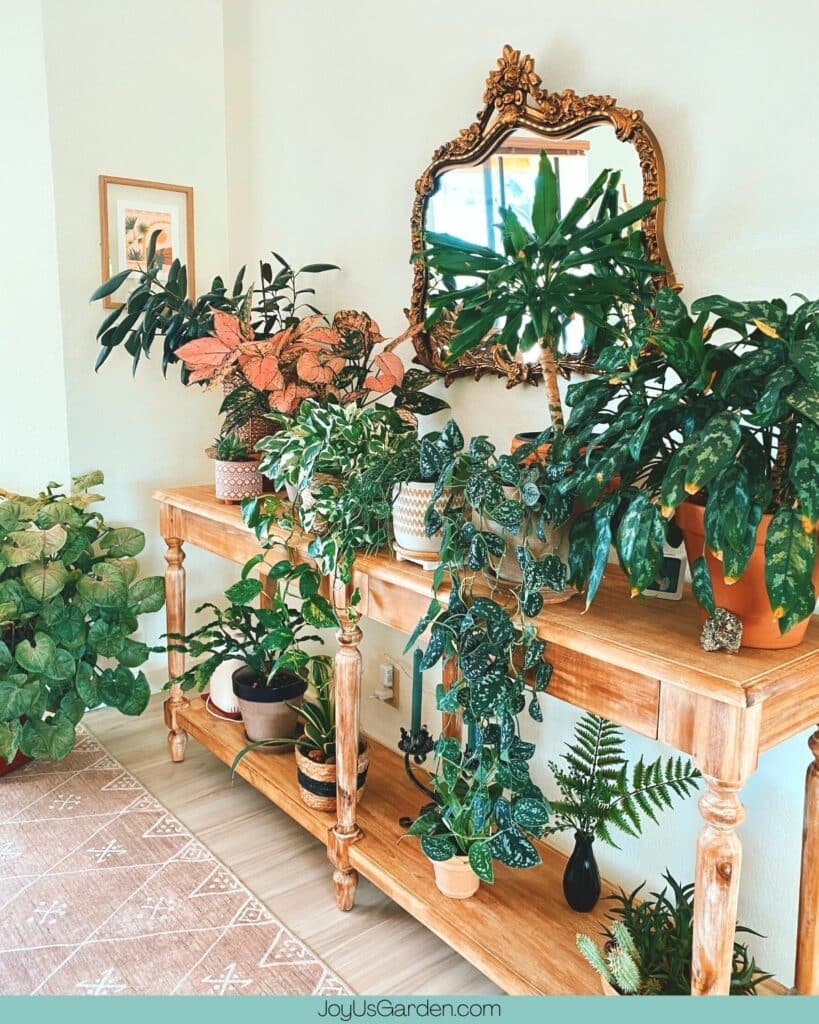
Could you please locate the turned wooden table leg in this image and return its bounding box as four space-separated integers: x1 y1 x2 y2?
328 591 363 911
162 529 189 763
795 727 819 993
691 776 745 995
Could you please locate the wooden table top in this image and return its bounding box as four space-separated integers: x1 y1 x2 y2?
154 485 819 714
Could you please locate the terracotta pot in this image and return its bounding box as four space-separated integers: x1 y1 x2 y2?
511 432 550 466
675 499 819 650
431 855 481 899
210 454 264 503
294 740 369 812
392 481 452 560
0 749 30 777
232 666 307 747
478 486 572 602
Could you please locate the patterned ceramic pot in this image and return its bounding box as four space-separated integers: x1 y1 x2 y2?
431 855 480 899
392 481 451 557
213 457 264 503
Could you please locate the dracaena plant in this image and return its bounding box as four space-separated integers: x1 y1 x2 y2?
0 473 165 763
92 239 337 383
578 872 771 995
546 714 700 847
166 554 338 693
556 288 819 632
420 153 661 431
403 736 551 883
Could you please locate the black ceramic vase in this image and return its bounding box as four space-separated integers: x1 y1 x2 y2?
562 830 601 912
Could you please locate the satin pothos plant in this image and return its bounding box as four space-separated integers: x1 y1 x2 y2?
556 287 819 633
420 152 661 431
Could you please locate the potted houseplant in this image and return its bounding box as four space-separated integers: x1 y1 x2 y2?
546 713 700 911
232 657 370 811
559 288 819 647
404 735 551 898
0 473 165 772
577 872 771 994
167 555 338 746
420 152 660 437
208 433 263 503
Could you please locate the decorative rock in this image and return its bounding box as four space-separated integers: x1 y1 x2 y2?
700 607 743 653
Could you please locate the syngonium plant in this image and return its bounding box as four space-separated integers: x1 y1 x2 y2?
554 288 819 632
419 152 661 432
0 473 165 763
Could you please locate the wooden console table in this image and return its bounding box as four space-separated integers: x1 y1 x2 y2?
154 485 819 996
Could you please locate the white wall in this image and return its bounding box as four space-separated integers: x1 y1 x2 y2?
223 0 819 984
37 0 238 672
0 1 70 493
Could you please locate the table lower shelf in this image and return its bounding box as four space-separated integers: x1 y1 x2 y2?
176 697 785 996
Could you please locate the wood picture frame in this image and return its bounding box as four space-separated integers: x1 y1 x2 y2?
98 175 195 309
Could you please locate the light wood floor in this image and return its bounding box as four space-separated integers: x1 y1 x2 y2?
85 695 501 996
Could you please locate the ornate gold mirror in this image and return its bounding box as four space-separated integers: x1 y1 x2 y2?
408 45 676 385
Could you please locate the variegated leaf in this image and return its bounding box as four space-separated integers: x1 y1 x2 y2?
681 413 741 495
615 493 666 593
764 507 817 634
791 421 819 529
788 381 819 426
791 336 819 389
691 556 715 614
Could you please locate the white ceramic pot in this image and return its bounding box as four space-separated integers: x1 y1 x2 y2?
207 658 245 717
213 458 263 503
392 481 451 556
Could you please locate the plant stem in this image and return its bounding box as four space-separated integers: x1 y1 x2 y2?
538 343 565 433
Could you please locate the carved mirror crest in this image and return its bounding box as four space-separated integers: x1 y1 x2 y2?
408 45 677 385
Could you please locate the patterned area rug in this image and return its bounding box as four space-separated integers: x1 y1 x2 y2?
0 726 350 996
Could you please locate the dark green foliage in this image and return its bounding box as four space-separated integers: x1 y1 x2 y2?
167 554 337 691
600 872 772 994
0 475 164 763
212 433 253 462
547 714 700 847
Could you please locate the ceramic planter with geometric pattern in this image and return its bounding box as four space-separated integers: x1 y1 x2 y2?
392 481 451 565
212 456 264 503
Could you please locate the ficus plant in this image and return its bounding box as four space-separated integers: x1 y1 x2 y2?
555 288 819 632
0 473 165 763
420 152 661 431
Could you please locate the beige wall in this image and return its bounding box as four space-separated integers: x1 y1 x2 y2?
222 0 819 983
0 1 70 493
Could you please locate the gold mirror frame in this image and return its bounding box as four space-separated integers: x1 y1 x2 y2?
408 45 677 385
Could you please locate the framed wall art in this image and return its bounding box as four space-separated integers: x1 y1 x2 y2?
98 175 195 308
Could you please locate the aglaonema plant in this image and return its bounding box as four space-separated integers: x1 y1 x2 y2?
556 287 819 634
420 152 661 431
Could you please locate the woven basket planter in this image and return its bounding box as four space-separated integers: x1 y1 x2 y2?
222 372 275 448
294 740 369 812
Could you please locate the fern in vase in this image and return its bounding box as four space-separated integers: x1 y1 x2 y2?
547 714 701 911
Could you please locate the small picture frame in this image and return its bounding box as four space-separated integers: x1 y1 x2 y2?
98 175 195 308
644 542 687 601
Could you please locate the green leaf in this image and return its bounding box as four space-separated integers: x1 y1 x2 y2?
15 632 57 674
2 529 45 566
792 336 819 389
20 560 69 601
791 421 819 528
98 667 151 716
764 507 817 634
0 677 38 719
75 662 99 707
225 577 263 604
77 562 129 608
531 151 558 242
616 493 666 593
90 269 132 301
788 381 819 426
21 715 76 760
420 834 457 861
117 639 149 668
691 556 716 615
0 719 22 761
88 619 127 657
489 829 541 869
302 596 337 629
100 527 146 557
512 796 551 831
468 841 494 883
681 412 742 496
127 576 165 614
